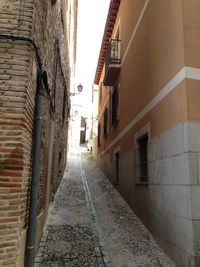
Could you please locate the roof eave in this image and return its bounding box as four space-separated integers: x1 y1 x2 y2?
94 0 121 85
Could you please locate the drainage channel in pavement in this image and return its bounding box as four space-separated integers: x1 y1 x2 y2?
80 154 107 267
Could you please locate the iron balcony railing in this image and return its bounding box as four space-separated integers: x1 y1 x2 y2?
105 39 121 72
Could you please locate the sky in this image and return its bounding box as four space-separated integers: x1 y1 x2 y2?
75 0 110 117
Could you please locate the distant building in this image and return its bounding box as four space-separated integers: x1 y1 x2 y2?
93 0 200 266
80 116 87 144
69 92 82 149
0 0 77 266
92 84 100 159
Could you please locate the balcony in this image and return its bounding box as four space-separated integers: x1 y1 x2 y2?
104 39 121 86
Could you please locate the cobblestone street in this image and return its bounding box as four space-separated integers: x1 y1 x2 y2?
38 148 175 267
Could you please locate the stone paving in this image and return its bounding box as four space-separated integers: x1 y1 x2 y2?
37 148 175 267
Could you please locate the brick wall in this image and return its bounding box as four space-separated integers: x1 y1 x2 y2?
0 40 34 266
32 0 71 199
0 0 73 265
50 60 70 197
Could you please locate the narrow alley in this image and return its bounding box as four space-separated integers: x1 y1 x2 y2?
36 147 175 267
1 1 200 266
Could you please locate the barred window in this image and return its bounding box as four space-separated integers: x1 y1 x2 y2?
51 38 59 111
137 134 148 183
51 0 57 5
112 86 120 125
62 87 66 122
97 123 101 147
103 107 109 137
114 151 120 185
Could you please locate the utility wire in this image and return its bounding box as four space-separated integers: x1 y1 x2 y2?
0 0 26 34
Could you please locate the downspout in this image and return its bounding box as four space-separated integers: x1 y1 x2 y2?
25 70 44 267
0 34 48 266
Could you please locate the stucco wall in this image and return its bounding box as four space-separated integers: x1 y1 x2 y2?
95 0 200 266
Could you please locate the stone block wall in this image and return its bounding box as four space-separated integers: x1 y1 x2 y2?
99 122 200 266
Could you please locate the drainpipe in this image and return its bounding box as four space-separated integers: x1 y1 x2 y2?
0 33 53 267
25 70 44 267
0 34 52 266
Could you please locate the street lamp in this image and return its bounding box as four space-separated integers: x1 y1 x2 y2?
77 83 83 93
70 83 83 96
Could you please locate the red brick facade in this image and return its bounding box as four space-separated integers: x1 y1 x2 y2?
0 0 77 265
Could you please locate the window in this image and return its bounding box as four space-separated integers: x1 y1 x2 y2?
99 82 103 104
115 27 120 40
61 9 64 30
114 152 120 185
112 86 120 125
62 86 66 122
137 134 148 183
52 38 59 111
51 0 57 5
97 123 101 147
103 107 109 137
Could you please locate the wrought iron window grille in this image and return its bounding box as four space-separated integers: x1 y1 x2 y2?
105 39 121 72
137 134 148 183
